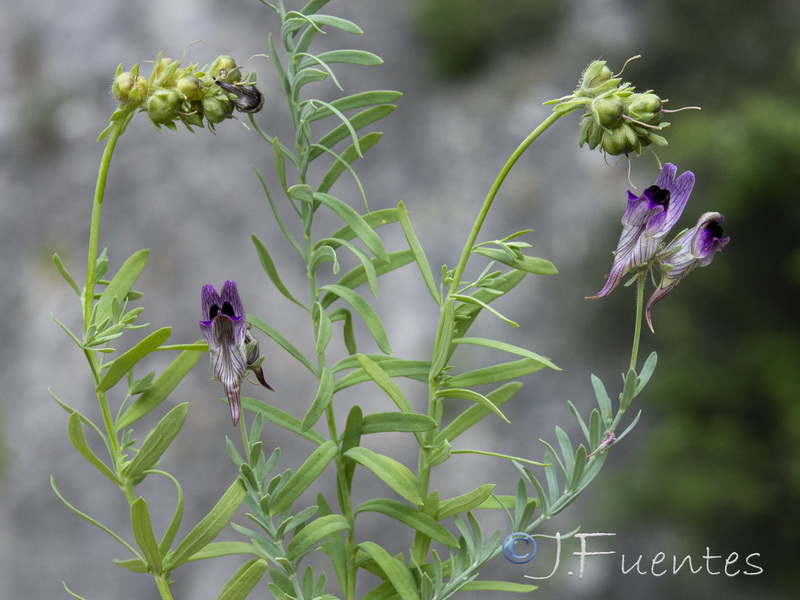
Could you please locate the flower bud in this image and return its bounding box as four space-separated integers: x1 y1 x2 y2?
112 72 148 106
577 60 620 97
177 74 204 101
147 88 183 125
154 57 180 87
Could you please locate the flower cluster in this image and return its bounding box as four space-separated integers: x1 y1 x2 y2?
199 281 273 426
112 54 263 132
588 164 730 330
549 59 682 156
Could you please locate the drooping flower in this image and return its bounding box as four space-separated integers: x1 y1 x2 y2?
588 163 695 299
200 281 272 426
645 212 730 331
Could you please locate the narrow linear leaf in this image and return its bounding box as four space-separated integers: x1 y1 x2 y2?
95 249 149 325
300 367 335 432
97 327 172 392
328 207 399 244
435 388 510 424
357 499 458 547
53 254 81 296
269 441 339 515
445 358 546 389
248 315 318 376
460 581 537 593
241 397 325 445
438 484 496 520
125 403 188 482
314 193 388 261
397 202 440 305
217 559 269 600
310 49 384 67
591 374 613 423
166 478 247 570
334 355 429 390
117 347 202 429
286 514 351 561
451 337 559 371
429 298 455 379
131 497 162 574
317 494 349 592
342 406 363 488
321 250 414 309
186 541 260 562
452 293 518 327
472 246 558 275
344 447 423 505
252 234 306 309
319 285 391 354
66 412 120 485
310 105 396 161
434 381 522 446
317 132 382 194
361 413 437 435
51 476 141 559
304 91 402 123
314 303 333 356
354 354 413 413
357 541 420 600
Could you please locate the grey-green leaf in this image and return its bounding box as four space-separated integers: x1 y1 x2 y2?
125 403 188 482
301 368 335 432
319 285 391 354
357 499 458 547
131 497 162 574
313 193 388 261
95 249 149 326
67 412 120 485
117 347 203 429
286 514 351 561
269 441 339 515
343 447 423 505
357 541 420 600
361 412 437 435
97 327 172 392
253 234 306 309
166 478 247 570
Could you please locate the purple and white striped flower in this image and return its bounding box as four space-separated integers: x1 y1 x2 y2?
200 281 272 426
588 163 695 299
646 212 730 331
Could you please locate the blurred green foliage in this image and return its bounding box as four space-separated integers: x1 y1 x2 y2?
411 0 565 78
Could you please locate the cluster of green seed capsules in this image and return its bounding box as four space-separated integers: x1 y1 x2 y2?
549 58 688 157
111 54 264 132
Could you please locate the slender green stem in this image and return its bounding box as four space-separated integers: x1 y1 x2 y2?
83 115 130 329
447 111 563 296
154 573 174 600
630 269 646 372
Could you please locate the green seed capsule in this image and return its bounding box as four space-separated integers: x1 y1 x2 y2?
147 88 183 124
112 72 148 106
592 96 626 127
177 74 204 101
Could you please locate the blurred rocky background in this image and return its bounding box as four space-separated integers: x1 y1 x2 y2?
1 0 798 598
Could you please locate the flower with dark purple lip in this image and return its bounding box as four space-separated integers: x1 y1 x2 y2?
588 163 695 299
645 212 730 332
200 281 272 426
